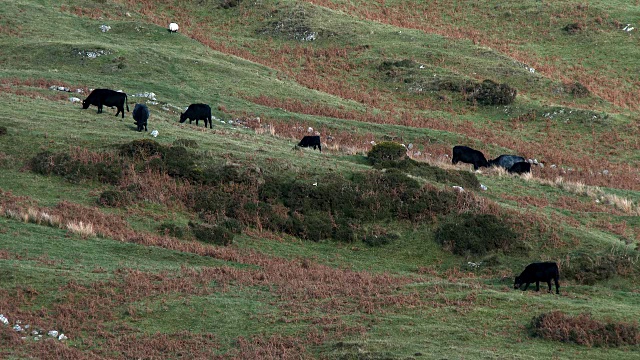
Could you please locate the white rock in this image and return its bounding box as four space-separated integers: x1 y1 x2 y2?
58 333 68 340
13 324 23 332
602 170 609 175
31 330 39 335
100 25 111 33
407 143 413 150
70 97 82 103
480 184 488 191
150 130 159 137
370 141 376 146
48 330 59 337
0 314 8 325
75 88 84 93
452 186 464 192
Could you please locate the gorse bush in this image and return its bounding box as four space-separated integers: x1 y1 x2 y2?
189 221 234 246
562 252 639 285
157 222 187 239
530 311 640 347
97 190 132 207
466 79 517 106
30 151 122 184
367 142 407 164
435 213 521 256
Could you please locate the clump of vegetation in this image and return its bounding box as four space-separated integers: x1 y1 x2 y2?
0 126 7 136
367 142 407 164
219 0 241 9
97 190 132 207
173 138 199 148
119 139 164 160
362 227 400 247
189 221 234 246
562 253 638 285
563 22 584 34
435 213 521 256
157 222 187 239
29 151 122 184
466 79 517 106
530 311 640 347
566 81 590 97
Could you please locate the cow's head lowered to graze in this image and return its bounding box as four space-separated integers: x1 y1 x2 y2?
451 145 488 170
514 261 560 294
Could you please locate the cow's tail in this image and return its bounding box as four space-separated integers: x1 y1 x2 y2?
125 94 130 112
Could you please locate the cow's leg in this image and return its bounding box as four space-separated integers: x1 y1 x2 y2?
547 280 552 293
555 277 560 294
535 281 540 291
521 283 530 291
97 103 103 114
115 106 122 118
208 117 212 129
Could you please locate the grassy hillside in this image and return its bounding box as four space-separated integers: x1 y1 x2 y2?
1 0 639 358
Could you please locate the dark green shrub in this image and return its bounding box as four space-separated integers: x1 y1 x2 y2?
0 126 7 136
531 311 640 347
119 139 164 159
367 142 407 164
362 228 400 247
566 81 590 97
410 164 480 189
403 189 458 221
292 211 333 242
189 221 234 246
435 213 520 256
163 146 202 181
221 218 243 234
466 79 517 106
29 151 122 184
173 138 199 148
189 187 231 214
333 222 356 243
97 190 132 207
562 254 620 285
157 222 186 238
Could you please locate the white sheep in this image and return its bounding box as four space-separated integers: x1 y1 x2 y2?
168 23 179 33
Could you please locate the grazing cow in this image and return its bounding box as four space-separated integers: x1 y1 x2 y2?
508 161 531 174
452 145 489 170
297 135 322 152
489 155 526 170
82 89 129 118
514 262 560 294
132 104 149 132
180 104 212 129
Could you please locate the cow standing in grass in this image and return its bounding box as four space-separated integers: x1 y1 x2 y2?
514 262 560 294
180 104 212 129
489 155 526 170
82 89 129 118
297 136 322 152
508 161 531 174
132 104 149 132
452 145 488 170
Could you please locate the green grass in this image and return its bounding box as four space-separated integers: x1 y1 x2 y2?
1 0 639 358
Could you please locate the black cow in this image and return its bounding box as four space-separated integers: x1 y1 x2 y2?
489 155 525 170
82 89 129 118
132 104 149 132
297 136 322 152
452 145 489 170
180 104 212 129
514 262 560 294
508 161 531 174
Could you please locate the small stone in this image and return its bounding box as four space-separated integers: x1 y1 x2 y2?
48 330 59 337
